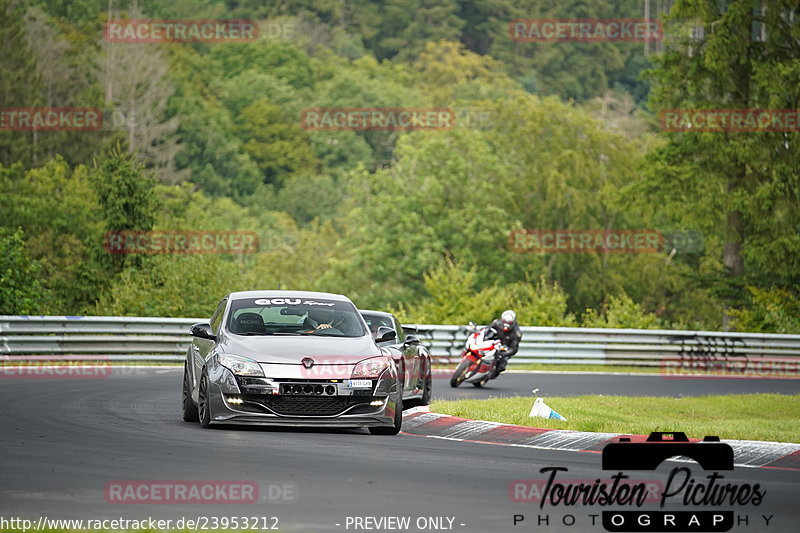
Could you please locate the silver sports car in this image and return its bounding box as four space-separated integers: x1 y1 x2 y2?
360 309 432 408
181 290 403 434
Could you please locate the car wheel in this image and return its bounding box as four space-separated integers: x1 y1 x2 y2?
450 359 471 388
369 383 403 435
181 364 199 422
417 362 432 405
197 369 212 428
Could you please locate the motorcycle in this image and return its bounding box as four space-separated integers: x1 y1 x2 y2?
449 322 507 388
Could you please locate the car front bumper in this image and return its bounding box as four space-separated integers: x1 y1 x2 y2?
204 363 400 428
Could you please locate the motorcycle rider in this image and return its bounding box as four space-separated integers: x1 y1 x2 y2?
488 310 521 377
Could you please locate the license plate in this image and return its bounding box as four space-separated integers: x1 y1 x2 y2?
347 379 372 389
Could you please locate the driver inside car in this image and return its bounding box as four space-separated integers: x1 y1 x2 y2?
302 308 336 332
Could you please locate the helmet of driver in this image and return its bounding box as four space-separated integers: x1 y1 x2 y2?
500 310 516 331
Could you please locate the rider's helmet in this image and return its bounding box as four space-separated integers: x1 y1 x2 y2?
500 309 516 331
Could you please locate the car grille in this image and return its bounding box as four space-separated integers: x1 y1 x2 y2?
243 395 378 416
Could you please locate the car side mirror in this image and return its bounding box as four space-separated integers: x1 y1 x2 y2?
190 322 216 341
404 334 420 345
375 326 397 343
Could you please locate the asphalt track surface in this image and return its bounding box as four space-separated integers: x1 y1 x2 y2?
0 369 798 533
437 370 800 400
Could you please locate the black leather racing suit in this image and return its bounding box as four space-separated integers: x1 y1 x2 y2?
488 319 521 375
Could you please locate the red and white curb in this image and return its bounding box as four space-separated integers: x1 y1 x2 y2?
401 407 800 470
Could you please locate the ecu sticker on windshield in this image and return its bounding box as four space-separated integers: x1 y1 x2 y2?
253 298 335 307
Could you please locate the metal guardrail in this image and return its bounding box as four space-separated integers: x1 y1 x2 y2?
0 316 196 362
408 325 800 374
2 316 800 373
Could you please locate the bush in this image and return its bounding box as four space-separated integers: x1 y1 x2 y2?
728 286 800 334
0 228 45 314
393 260 576 326
581 293 662 329
92 255 246 317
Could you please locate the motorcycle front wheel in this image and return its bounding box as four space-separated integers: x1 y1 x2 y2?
449 358 473 388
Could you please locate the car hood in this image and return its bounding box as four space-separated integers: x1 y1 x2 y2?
219 334 381 364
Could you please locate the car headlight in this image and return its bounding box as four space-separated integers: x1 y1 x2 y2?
351 356 392 379
218 354 264 377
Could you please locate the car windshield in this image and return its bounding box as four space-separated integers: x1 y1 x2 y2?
360 313 394 336
226 297 367 338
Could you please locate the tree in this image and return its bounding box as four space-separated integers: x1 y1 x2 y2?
235 98 319 186
166 45 262 199
581 293 662 329
210 40 315 88
308 54 423 169
368 0 464 60
637 0 800 326
484 0 650 102
323 128 517 308
91 146 157 233
728 286 800 334
412 40 520 105
0 228 45 314
0 0 44 166
0 157 106 313
393 260 577 326
0 2 113 168
90 147 158 274
324 91 663 315
92 254 245 317
97 5 184 182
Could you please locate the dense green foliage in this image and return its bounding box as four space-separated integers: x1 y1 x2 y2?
0 0 796 332
0 228 45 313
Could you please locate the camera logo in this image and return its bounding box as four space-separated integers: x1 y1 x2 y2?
602 432 733 471
599 432 742 532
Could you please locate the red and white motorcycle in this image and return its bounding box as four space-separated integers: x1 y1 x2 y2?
449 322 507 388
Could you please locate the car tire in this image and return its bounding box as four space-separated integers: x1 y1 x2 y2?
450 359 471 388
369 384 403 435
418 361 432 405
197 369 212 428
182 364 199 422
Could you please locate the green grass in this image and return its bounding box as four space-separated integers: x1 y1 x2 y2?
431 394 800 443
432 363 656 373
508 363 658 373
0 361 180 366
435 362 800 375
